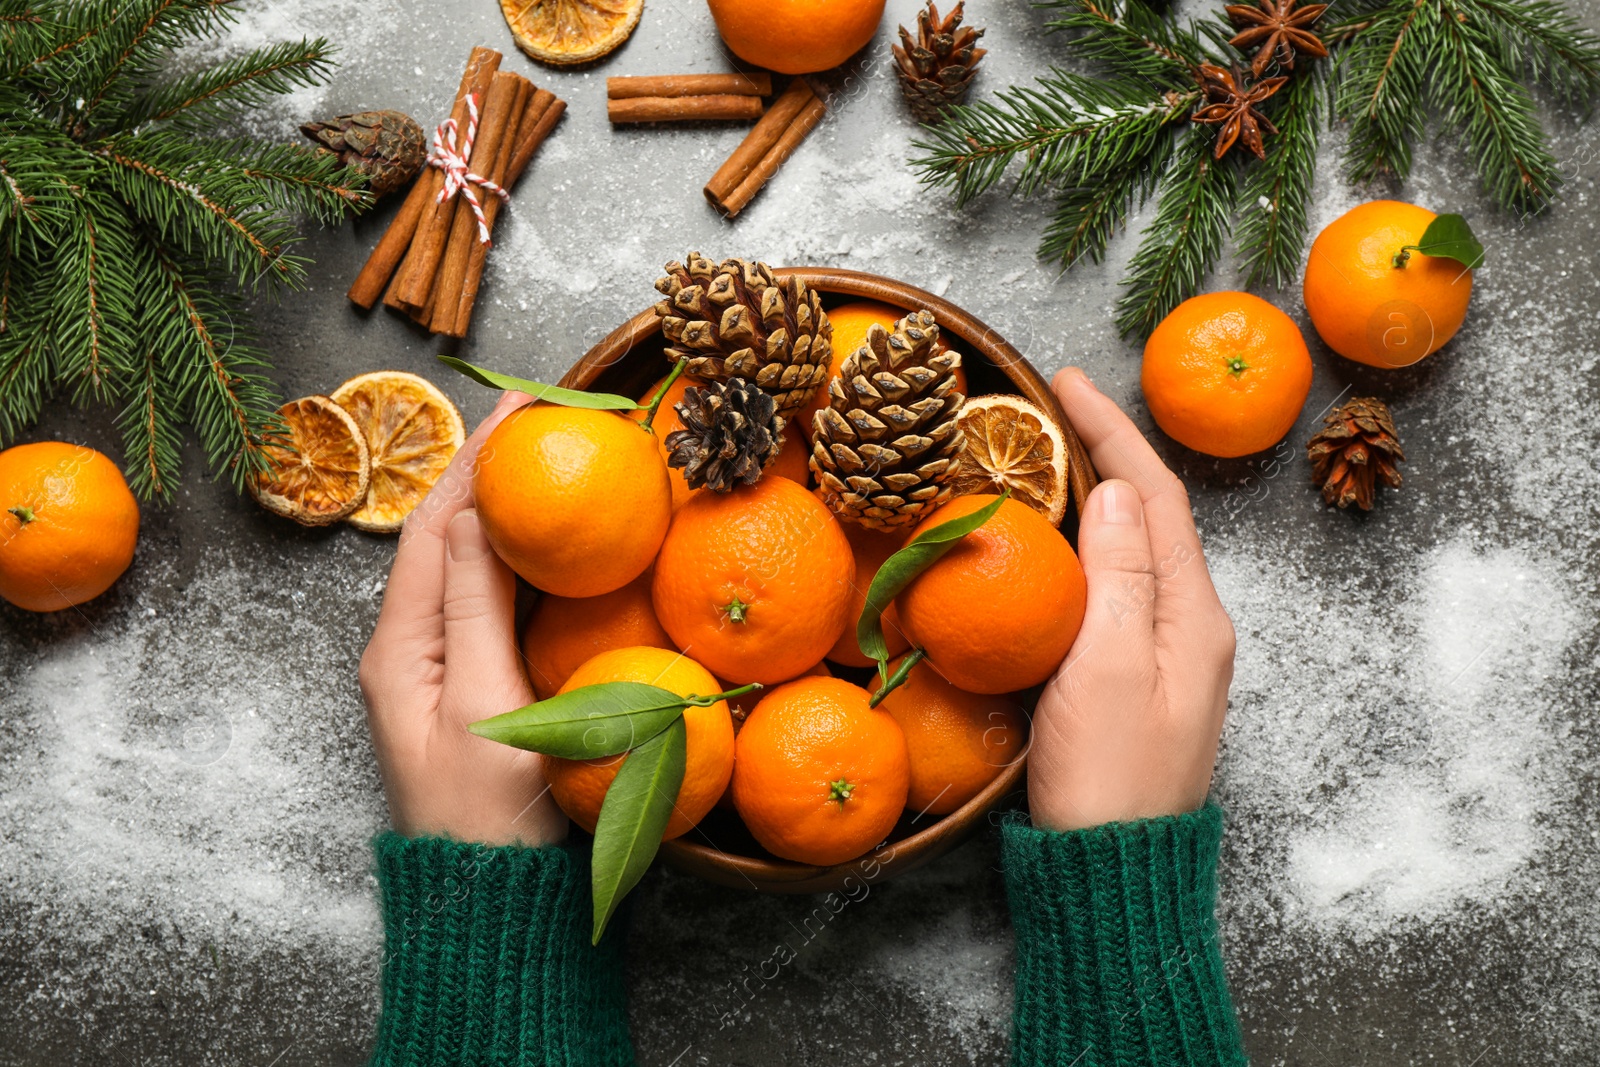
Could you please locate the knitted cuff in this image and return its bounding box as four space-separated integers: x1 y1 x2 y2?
1002 804 1247 1067
370 834 633 1067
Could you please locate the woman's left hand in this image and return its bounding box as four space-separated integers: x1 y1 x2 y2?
358 390 567 848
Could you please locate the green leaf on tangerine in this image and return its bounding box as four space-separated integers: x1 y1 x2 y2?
1398 214 1484 270
436 355 638 410
590 717 686 944
856 490 1010 667
467 682 687 759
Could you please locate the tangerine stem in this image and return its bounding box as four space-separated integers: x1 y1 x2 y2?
639 357 689 433
684 682 761 707
7 506 34 524
829 778 855 805
1225 355 1249 377
868 648 927 709
723 595 749 624
1392 247 1414 268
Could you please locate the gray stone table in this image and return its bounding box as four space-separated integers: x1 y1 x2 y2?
3 0 1598 1064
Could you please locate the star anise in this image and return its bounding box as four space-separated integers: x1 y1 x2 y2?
1226 0 1329 77
1191 63 1286 159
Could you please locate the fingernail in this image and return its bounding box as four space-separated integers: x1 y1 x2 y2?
1065 366 1093 387
447 509 491 562
1100 481 1143 526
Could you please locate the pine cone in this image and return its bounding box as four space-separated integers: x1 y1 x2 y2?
1307 396 1405 510
664 377 786 493
893 1 987 124
653 254 832 420
300 110 426 198
810 310 966 530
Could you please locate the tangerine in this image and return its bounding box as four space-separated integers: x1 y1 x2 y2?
544 646 734 839
731 676 909 865
706 0 886 74
871 655 1027 815
897 494 1086 694
652 475 854 685
520 571 675 700
1303 199 1473 368
0 442 139 613
475 403 671 598
1141 291 1313 458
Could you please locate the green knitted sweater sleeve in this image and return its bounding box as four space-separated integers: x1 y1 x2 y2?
1002 804 1248 1067
370 833 634 1067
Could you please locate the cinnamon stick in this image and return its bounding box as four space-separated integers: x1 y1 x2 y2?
349 46 500 309
609 95 764 124
424 72 529 333
448 90 566 338
705 79 827 218
704 79 816 211
392 48 502 310
607 73 772 99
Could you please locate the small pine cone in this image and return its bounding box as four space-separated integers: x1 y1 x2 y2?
810 309 966 530
893 1 987 124
664 377 786 493
653 254 832 420
300 110 426 198
1306 396 1405 510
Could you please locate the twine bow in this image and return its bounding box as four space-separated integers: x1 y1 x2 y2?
426 93 507 245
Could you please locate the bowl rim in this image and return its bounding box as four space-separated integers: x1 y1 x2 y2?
561 266 1097 894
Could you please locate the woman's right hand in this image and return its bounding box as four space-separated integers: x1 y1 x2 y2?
1025 368 1237 832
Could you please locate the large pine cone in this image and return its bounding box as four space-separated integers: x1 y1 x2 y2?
300 110 426 198
664 377 785 493
810 310 966 530
653 254 832 420
1306 396 1404 510
893 1 987 124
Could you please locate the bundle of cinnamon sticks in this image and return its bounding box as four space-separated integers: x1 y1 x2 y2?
348 47 565 338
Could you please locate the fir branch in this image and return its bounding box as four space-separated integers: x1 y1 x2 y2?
0 2 60 75
912 74 1191 204
1236 67 1324 288
1431 0 1563 211
95 134 303 289
214 139 370 221
120 37 338 131
1462 0 1600 104
50 189 139 400
1334 0 1433 183
145 241 281 484
0 260 54 437
117 248 185 499
1039 134 1175 268
1039 0 1210 79
77 0 236 125
0 0 362 497
1116 130 1239 338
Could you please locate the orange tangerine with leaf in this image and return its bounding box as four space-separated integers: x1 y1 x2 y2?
1303 200 1474 368
544 646 734 840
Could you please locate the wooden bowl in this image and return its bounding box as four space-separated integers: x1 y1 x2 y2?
561 267 1099 894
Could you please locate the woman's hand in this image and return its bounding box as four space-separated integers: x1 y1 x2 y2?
359 390 567 848
1027 368 1236 832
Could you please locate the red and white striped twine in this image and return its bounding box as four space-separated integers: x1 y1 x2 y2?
426 93 508 245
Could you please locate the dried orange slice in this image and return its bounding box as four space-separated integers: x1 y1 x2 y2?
949 394 1070 526
250 396 371 526
501 0 644 66
330 371 465 534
